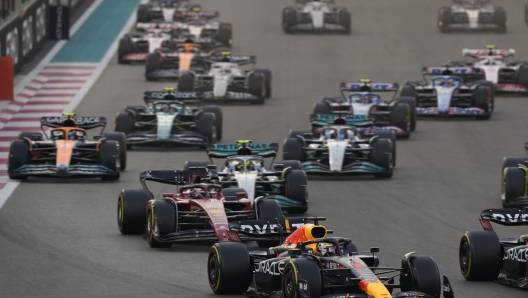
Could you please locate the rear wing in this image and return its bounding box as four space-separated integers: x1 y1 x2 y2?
207 55 257 66
206 142 279 158
139 169 217 188
463 48 515 58
143 91 203 103
422 66 474 75
340 81 399 100
479 209 528 229
135 22 181 32
175 10 219 18
310 114 372 127
40 116 106 130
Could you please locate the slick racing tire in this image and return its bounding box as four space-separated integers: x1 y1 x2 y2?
475 80 495 107
395 97 416 131
114 112 134 148
284 170 308 214
136 4 149 23
373 131 396 167
18 131 43 141
312 102 330 114
184 160 210 170
103 132 127 170
502 157 527 171
99 141 121 181
255 198 283 247
124 105 147 115
145 52 161 81
288 129 310 139
337 8 351 34
283 7 297 33
208 242 251 294
177 72 195 92
221 188 247 202
202 106 223 141
438 6 452 33
147 200 176 248
518 65 528 89
390 103 410 139
254 69 272 98
217 23 233 47
118 37 133 64
282 259 323 298
502 167 526 208
248 73 266 104
118 189 150 234
401 255 441 297
8 140 30 180
371 138 393 178
400 85 416 98
459 231 501 281
277 160 302 171
494 7 507 33
283 138 304 161
474 86 491 120
197 112 217 144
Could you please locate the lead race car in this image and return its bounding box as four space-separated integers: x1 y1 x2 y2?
438 0 506 33
8 113 126 180
282 0 351 34
114 88 222 148
117 168 316 247
208 221 455 298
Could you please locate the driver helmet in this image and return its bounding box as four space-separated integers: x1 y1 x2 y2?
339 129 354 140
68 130 85 141
163 104 178 113
192 188 206 198
362 94 374 104
236 160 254 171
324 129 336 139
51 130 66 140
163 0 175 8
446 78 455 87
316 242 336 257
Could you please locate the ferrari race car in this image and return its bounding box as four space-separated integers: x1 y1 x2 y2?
283 117 395 177
400 67 493 119
136 0 201 23
8 113 127 180
177 52 272 104
448 46 528 93
208 222 455 298
186 140 309 213
438 0 506 33
283 0 351 34
117 168 316 247
501 142 528 208
114 89 222 148
459 208 528 289
313 80 415 138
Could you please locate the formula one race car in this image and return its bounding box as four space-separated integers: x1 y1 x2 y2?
8 113 127 180
400 67 493 119
208 222 455 298
118 27 173 64
283 117 394 177
448 46 528 93
438 0 506 33
313 80 415 138
117 168 316 247
283 0 351 34
459 208 528 289
501 142 528 208
186 140 309 213
136 0 200 23
114 89 222 148
177 52 271 104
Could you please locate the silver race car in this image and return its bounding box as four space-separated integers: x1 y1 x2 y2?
438 0 506 33
282 0 351 34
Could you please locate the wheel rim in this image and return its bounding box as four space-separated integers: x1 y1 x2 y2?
460 240 470 275
282 268 296 298
117 196 124 228
208 252 219 288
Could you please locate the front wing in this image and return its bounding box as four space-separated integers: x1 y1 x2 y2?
126 132 208 146
10 164 118 178
301 161 389 175
416 107 486 116
203 91 262 102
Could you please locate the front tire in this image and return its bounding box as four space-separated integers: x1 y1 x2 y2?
459 231 501 281
284 169 308 214
146 200 176 248
390 103 410 139
197 113 217 143
283 138 304 161
371 138 393 178
118 189 150 234
474 86 491 120
282 259 322 298
103 132 127 170
99 141 120 181
8 140 30 180
208 242 251 294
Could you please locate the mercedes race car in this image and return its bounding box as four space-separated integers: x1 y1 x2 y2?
400 67 493 119
186 140 309 213
438 0 506 33
177 53 272 104
136 0 201 23
501 142 528 208
313 80 415 138
114 89 222 148
283 0 351 34
448 46 528 93
8 113 126 180
459 208 528 289
117 168 316 247
208 222 455 298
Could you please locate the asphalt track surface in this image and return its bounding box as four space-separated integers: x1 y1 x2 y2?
2 0 528 297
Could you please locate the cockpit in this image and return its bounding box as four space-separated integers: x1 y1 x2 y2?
175 43 201 53
477 57 504 66
347 93 382 105
431 76 463 88
146 30 167 38
212 63 234 74
151 102 184 114
323 127 355 140
51 128 87 141
181 185 221 199
227 157 263 172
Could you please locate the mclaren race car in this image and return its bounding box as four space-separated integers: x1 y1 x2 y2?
283 0 351 34
177 52 272 104
400 67 493 119
501 142 528 208
438 0 506 33
117 168 316 247
186 140 308 213
8 113 126 180
114 89 222 148
459 208 528 289
208 222 455 298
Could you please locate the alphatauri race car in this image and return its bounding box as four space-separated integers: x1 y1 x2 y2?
400 67 493 119
459 208 528 289
8 113 127 180
501 142 528 208
114 89 222 148
283 0 351 34
186 140 309 213
208 222 455 298
438 0 506 33
117 168 316 247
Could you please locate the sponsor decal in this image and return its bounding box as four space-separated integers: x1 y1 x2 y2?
123 53 147 61
215 143 270 151
227 231 241 242
146 91 200 99
241 222 303 234
22 16 34 56
35 3 47 42
299 282 308 290
255 260 286 275
6 28 19 64
504 247 528 262
45 116 102 124
344 83 394 90
491 212 528 223
426 67 472 74
498 84 528 92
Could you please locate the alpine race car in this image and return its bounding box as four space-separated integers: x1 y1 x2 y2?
117 168 316 247
438 0 506 33
313 80 415 138
501 142 528 208
114 89 222 148
448 46 528 93
177 52 271 104
208 221 455 298
459 208 528 289
400 67 493 119
186 140 309 213
283 0 351 34
283 117 394 177
136 0 201 23
8 113 126 180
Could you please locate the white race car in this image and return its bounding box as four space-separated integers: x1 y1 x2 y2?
282 0 351 34
438 0 506 33
117 28 172 63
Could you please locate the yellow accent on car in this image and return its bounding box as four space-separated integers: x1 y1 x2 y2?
63 112 76 117
237 140 251 145
221 51 231 56
163 87 175 92
360 79 371 84
211 245 222 292
486 45 495 49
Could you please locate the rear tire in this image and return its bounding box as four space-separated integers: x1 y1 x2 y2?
390 104 410 139
197 113 217 143
459 231 501 281
518 65 528 89
118 37 133 64
99 141 120 181
494 7 506 33
202 106 223 141
178 72 195 92
502 167 526 207
474 86 491 120
136 5 149 23
103 132 127 171
283 138 304 161
371 138 393 178
248 73 265 104
313 102 330 114
8 140 30 180
338 9 351 34
284 170 308 214
255 198 283 247
118 189 150 234
208 242 251 294
146 200 175 248
217 23 233 47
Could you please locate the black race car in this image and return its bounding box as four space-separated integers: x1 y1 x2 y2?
501 142 528 208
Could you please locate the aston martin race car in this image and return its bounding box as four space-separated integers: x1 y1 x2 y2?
283 0 351 34
8 113 126 180
459 208 528 289
208 222 455 298
186 140 308 213
117 168 316 247
438 0 506 33
400 67 493 119
114 89 222 148
177 53 271 104
136 0 201 23
448 46 528 93
501 142 528 208
313 80 415 138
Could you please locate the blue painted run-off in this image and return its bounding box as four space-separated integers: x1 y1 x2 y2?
52 0 141 63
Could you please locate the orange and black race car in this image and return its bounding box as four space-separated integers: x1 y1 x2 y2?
8 113 126 180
